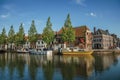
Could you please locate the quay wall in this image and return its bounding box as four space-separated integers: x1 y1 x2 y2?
93 49 120 55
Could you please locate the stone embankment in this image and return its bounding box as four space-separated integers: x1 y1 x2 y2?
93 49 120 54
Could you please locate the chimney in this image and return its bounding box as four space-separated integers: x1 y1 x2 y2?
106 30 108 33
94 27 96 33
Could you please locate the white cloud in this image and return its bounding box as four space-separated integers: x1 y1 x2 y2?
1 4 14 19
75 0 86 6
86 12 96 17
0 13 10 18
90 12 96 17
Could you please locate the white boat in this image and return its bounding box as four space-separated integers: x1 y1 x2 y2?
29 49 44 54
17 48 29 53
29 49 52 55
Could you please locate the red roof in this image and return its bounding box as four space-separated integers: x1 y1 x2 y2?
57 25 90 37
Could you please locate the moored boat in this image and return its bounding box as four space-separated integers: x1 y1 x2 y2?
17 48 29 53
62 51 93 55
61 48 93 55
29 49 45 54
29 49 53 55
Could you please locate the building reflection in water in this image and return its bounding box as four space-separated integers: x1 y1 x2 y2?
94 53 118 73
0 52 119 80
56 55 95 80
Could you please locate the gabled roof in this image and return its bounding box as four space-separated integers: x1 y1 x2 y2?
57 25 90 37
57 27 64 35
97 29 110 35
37 34 42 39
73 26 90 37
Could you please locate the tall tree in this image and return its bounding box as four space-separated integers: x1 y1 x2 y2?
8 25 15 43
61 14 75 45
0 27 7 47
42 17 54 46
61 27 67 42
64 14 72 28
28 20 37 47
15 23 25 46
67 27 75 43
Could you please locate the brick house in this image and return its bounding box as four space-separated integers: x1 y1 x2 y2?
73 26 92 50
56 25 92 50
93 27 113 49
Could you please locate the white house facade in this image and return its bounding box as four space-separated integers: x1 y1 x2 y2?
36 40 47 49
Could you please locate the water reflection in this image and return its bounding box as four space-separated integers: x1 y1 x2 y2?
0 53 120 80
94 53 118 73
55 55 95 80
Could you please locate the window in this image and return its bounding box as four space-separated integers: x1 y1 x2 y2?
87 32 88 35
38 41 40 44
42 41 44 44
93 39 96 42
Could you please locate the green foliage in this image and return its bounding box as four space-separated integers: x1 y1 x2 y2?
0 27 7 44
64 14 72 28
61 27 68 42
67 27 75 43
0 14 76 48
42 17 54 45
61 14 75 43
28 20 38 43
15 23 25 45
8 25 15 43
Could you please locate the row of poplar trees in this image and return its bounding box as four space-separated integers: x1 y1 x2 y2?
0 14 75 48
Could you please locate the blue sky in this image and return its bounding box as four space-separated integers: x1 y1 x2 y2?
0 0 120 36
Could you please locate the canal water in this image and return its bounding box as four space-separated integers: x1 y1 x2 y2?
0 53 120 80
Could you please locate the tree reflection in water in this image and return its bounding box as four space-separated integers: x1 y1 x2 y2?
16 54 26 79
0 53 6 80
8 53 17 80
0 52 119 80
42 60 54 80
29 55 39 80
